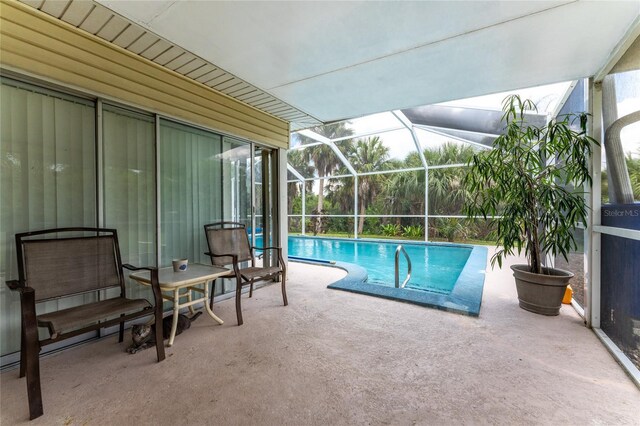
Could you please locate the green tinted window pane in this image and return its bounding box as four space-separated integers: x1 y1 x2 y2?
0 81 96 356
159 120 222 267
103 105 156 300
222 137 251 224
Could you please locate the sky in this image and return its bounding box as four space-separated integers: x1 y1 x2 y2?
347 76 640 162
348 80 573 162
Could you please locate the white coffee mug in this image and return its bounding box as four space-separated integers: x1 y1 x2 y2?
172 258 188 272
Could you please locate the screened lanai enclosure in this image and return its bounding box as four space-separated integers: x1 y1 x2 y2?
287 76 640 245
286 73 640 372
287 83 556 243
1 4 640 420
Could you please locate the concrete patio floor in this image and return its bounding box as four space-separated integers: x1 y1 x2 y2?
1 252 639 425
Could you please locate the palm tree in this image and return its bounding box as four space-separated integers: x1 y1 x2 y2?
605 152 640 203
346 136 390 234
426 143 476 215
382 143 476 222
626 151 640 201
423 141 476 166
286 149 313 213
298 123 354 234
383 151 424 225
326 175 355 215
378 142 477 239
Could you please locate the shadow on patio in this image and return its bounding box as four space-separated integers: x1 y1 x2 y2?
1 252 639 424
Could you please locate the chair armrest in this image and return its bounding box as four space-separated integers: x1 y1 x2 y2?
251 247 286 268
123 264 162 306
5 280 37 340
123 264 155 272
204 252 239 263
204 252 242 278
251 246 281 252
6 279 26 292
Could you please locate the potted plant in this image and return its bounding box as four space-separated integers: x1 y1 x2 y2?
463 95 598 315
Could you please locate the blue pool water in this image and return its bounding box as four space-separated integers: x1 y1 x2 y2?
254 235 487 315
288 237 471 294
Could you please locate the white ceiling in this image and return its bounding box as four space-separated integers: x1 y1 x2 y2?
93 1 638 125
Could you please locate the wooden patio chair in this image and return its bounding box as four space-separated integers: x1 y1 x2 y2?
203 222 287 325
6 228 165 420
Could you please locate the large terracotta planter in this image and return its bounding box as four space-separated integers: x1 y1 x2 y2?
511 264 574 316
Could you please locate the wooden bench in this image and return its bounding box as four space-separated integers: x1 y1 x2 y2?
6 228 165 420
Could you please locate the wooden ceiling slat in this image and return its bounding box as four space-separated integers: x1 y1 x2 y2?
187 63 216 79
128 32 160 54
153 46 184 65
79 6 113 34
60 0 94 26
206 74 234 87
228 86 255 98
216 78 245 92
175 58 207 75
20 0 45 9
40 0 70 18
95 14 128 41
141 39 172 60
164 52 196 70
198 69 226 83
112 25 145 49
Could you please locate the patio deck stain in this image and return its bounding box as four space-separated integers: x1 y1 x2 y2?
1 251 639 424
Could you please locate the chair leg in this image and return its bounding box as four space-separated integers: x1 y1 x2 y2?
281 270 288 306
148 268 165 362
249 281 254 298
22 291 43 419
118 316 125 343
24 339 43 419
153 307 165 362
235 283 244 326
19 319 26 378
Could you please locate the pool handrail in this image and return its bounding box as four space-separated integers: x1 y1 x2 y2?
395 245 412 289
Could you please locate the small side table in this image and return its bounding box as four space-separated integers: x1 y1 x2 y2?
129 263 229 346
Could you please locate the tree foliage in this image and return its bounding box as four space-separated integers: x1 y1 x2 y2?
296 123 354 234
288 136 479 238
463 95 598 273
601 151 640 203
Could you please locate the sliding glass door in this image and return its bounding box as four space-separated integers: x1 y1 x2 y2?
0 78 282 365
159 122 259 297
254 146 279 267
102 105 156 300
222 137 251 225
0 79 97 356
159 119 223 266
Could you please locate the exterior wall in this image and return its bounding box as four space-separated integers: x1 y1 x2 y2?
0 0 290 149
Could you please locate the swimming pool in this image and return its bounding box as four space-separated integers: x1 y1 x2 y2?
289 237 471 294
285 236 487 316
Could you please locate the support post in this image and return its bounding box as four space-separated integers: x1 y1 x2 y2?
424 167 429 242
354 175 358 239
278 149 289 266
587 78 603 329
301 183 306 236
